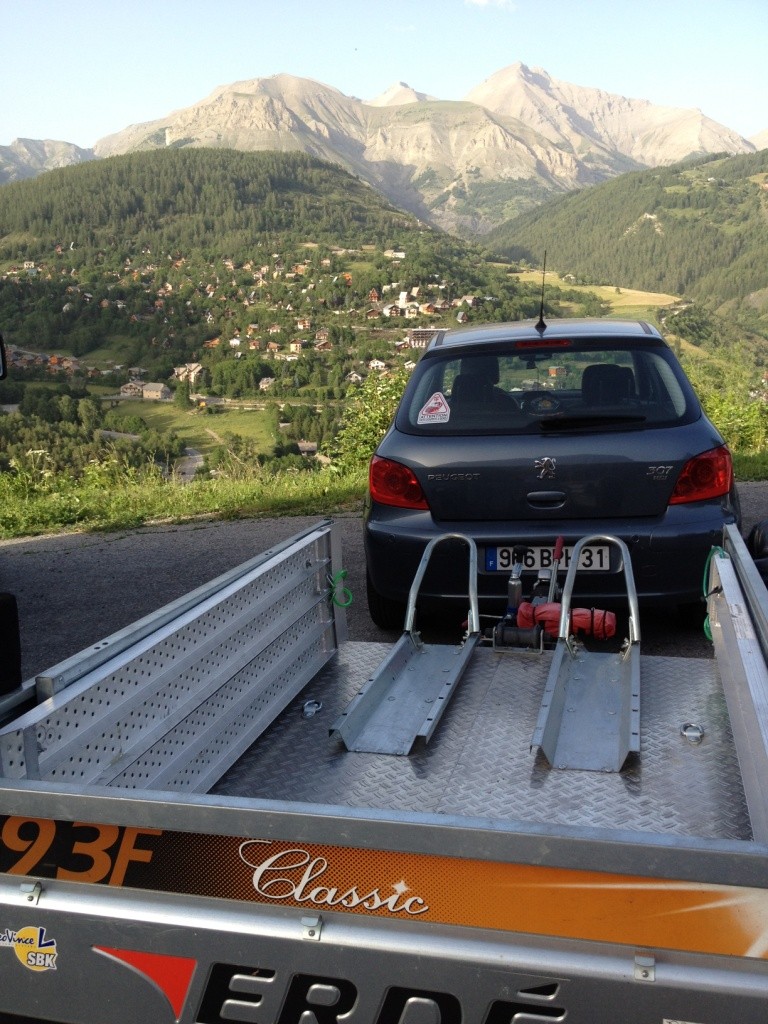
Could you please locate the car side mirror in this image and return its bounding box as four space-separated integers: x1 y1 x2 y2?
0 333 6 380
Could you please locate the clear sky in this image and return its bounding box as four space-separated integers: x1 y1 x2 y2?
2 0 766 148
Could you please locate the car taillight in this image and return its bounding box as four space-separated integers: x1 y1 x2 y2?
669 446 733 504
369 455 429 510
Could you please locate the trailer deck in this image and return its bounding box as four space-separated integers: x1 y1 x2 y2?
216 641 749 840
1 518 765 846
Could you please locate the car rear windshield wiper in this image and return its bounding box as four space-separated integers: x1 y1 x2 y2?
538 413 647 431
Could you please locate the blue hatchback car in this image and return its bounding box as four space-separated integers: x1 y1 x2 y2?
364 319 740 628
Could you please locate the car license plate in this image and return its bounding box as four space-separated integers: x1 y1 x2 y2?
485 545 610 572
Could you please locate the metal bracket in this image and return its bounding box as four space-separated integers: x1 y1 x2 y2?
634 953 655 982
20 881 42 905
302 915 322 940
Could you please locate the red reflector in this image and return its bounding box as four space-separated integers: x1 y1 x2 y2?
669 446 733 504
369 455 428 510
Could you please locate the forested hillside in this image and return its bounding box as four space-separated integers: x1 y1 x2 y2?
486 150 768 335
0 149 427 255
0 149 513 371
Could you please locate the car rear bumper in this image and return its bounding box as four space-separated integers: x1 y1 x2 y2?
364 501 739 611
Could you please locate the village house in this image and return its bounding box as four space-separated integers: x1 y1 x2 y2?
407 327 446 349
172 363 204 385
368 359 387 371
120 380 144 399
48 355 79 375
142 383 172 401
259 376 275 391
289 340 307 354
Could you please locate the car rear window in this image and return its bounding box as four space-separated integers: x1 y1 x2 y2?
398 341 698 435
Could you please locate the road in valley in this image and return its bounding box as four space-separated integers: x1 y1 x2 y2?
1 482 766 681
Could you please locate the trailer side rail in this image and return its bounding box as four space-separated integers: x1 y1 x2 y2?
710 524 768 842
0 520 343 792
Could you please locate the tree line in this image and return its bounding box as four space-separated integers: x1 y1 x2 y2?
486 149 768 336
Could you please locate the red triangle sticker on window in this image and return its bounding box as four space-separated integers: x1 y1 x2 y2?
94 946 197 1020
418 391 450 423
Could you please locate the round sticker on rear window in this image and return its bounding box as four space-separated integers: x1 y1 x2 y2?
417 392 450 424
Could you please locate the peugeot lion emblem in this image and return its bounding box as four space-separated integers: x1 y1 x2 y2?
535 457 557 480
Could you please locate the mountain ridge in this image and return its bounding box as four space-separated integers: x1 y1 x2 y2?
2 64 762 238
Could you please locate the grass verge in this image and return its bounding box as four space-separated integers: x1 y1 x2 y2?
0 467 367 539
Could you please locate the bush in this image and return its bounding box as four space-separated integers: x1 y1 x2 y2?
327 368 409 472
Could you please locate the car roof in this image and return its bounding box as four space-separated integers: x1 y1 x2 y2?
427 318 663 352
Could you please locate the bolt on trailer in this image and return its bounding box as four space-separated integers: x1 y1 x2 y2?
2 519 768 1023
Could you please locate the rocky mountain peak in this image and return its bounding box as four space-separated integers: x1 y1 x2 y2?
367 82 436 106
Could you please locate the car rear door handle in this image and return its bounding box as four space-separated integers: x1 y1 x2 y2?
527 490 567 509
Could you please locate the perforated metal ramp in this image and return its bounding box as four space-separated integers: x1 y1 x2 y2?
0 521 344 792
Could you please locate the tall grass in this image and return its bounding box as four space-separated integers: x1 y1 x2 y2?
0 457 367 538
733 451 768 482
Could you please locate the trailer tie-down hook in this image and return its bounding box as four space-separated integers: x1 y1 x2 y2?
327 569 353 607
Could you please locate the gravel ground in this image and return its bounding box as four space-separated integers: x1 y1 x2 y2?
1 482 766 681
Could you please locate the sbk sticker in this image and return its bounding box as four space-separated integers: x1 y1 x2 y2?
1 925 58 971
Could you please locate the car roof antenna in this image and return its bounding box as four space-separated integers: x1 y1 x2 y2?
535 251 547 334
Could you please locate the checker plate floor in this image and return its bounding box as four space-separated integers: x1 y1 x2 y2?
216 642 751 841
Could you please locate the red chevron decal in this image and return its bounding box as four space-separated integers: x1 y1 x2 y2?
94 946 197 1020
